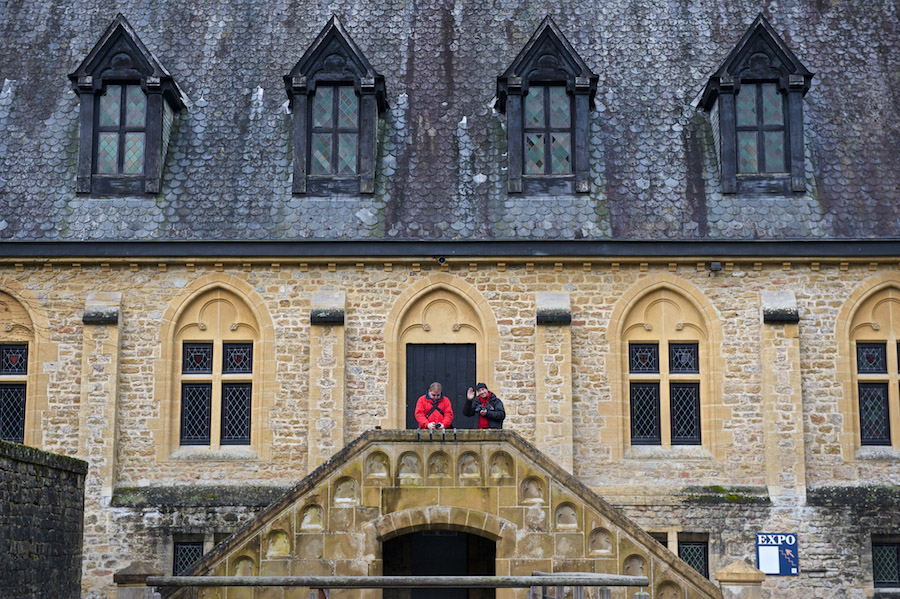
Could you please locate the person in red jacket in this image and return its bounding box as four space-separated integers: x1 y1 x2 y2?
415 382 454 430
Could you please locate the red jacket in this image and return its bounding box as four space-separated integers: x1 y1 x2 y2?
414 394 454 429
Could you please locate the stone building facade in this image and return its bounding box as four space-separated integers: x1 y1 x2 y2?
0 0 898 598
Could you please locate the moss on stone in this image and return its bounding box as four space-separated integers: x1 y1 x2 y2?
680 485 770 505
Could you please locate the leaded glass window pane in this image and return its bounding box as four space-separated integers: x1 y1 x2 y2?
737 131 758 173
0 345 27 375
97 133 119 174
629 344 659 373
764 132 785 172
311 133 333 174
525 87 545 127
99 85 121 127
549 87 570 128
857 343 887 373
125 85 147 128
312 87 333 128
338 86 358 129
873 544 900 586
550 133 570 174
223 343 253 374
670 343 699 373
761 83 783 125
671 383 701 444
859 383 890 445
180 384 211 445
679 542 709 578
525 134 545 174
630 382 660 444
337 133 358 175
221 383 251 445
183 343 213 374
173 542 204 575
0 384 26 443
123 133 145 174
735 88 756 128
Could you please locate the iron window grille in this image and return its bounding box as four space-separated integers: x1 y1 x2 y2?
523 85 573 176
179 342 253 447
873 542 900 587
630 343 659 373
859 383 891 445
678 540 709 579
858 343 888 373
0 344 27 444
173 541 204 575
630 382 661 444
670 343 699 373
671 383 701 444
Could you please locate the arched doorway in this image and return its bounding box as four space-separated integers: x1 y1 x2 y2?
384 275 500 430
383 529 496 599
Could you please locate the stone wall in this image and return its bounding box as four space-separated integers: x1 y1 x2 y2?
0 440 87 599
2 258 899 598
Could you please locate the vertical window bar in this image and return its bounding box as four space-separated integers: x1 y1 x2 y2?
0 384 26 443
630 382 661 444
671 383 701 444
180 384 211 445
220 383 252 445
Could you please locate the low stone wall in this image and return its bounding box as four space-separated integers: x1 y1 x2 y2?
0 440 88 599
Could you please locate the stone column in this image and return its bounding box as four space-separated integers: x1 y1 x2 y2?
77 292 122 499
308 292 346 471
759 291 807 503
715 560 765 599
534 292 573 472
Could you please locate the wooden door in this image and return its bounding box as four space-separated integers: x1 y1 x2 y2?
406 344 477 429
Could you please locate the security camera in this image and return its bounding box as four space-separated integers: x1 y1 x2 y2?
437 256 446 265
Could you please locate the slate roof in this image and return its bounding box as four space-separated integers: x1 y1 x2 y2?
0 0 898 242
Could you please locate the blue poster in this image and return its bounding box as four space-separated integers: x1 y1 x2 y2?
756 533 798 575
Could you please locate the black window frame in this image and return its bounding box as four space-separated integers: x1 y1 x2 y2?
69 15 184 196
0 343 28 444
497 16 597 195
172 538 205 575
856 341 895 446
93 82 148 177
700 15 812 194
308 83 361 178
285 16 387 196
873 538 900 588
678 534 710 579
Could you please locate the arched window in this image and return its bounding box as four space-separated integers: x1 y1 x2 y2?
0 291 35 445
848 286 900 448
170 287 261 450
608 277 723 459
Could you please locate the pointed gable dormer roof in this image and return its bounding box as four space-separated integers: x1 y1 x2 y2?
701 14 813 110
284 15 387 113
68 14 186 110
497 16 598 111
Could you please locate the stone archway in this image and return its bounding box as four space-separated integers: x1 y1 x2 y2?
384 275 500 429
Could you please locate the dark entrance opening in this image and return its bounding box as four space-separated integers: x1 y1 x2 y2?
406 344 478 429
383 530 496 599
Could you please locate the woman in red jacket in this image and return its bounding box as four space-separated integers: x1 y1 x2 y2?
414 382 454 429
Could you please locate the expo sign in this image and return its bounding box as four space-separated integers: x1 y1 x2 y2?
756 533 798 576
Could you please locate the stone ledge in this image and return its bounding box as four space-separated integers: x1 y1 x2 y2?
807 485 900 507
111 485 287 508
0 439 88 475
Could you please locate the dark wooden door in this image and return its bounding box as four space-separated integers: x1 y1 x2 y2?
406 344 477 429
383 531 496 599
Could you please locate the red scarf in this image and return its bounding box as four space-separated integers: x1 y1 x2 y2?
478 396 489 429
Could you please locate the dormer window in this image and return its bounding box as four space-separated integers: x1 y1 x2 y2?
700 15 813 194
497 17 597 194
69 14 185 195
285 17 387 195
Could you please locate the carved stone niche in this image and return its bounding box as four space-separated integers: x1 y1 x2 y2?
588 528 613 555
333 477 359 506
623 554 646 577
299 504 324 531
427 452 451 478
397 452 423 485
489 452 514 481
521 476 545 504
555 502 578 530
458 452 482 479
365 451 391 479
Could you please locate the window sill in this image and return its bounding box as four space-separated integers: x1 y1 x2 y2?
855 446 900 461
169 446 258 461
625 445 712 460
874 589 900 599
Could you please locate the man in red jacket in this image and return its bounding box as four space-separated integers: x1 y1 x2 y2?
415 382 454 430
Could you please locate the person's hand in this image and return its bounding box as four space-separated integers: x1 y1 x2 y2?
467 387 474 400
427 422 436 430
480 409 487 416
